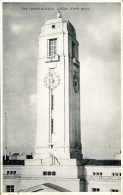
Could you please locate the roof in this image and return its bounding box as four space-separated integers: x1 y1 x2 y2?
81 159 121 166
12 153 19 156
43 183 70 192
3 160 25 166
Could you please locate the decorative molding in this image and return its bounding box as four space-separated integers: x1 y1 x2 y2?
45 54 59 63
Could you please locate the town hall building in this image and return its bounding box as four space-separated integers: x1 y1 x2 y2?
3 12 121 192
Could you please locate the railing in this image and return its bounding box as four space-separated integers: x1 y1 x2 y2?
83 175 121 181
3 174 121 181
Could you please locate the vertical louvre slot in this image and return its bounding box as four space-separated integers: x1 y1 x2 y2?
51 95 54 110
51 119 53 134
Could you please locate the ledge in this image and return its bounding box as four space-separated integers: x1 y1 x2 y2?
45 55 59 63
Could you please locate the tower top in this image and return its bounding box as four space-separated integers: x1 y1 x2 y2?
57 11 62 18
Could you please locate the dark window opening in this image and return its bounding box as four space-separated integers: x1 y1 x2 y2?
51 119 53 134
43 171 47 176
51 95 54 110
6 185 14 192
48 171 51 176
52 25 55 29
7 171 9 174
52 171 56 176
72 41 76 58
43 171 56 176
110 189 119 192
92 188 100 192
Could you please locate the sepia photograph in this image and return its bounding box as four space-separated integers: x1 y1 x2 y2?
2 1 121 192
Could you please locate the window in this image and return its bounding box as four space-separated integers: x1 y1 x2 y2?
112 172 121 177
10 171 13 175
6 185 14 192
51 119 53 134
52 25 55 29
48 171 51 176
7 171 9 174
14 171 16 175
43 171 47 176
72 41 76 58
43 171 56 176
93 172 102 176
49 39 57 56
92 188 100 192
110 189 119 192
51 95 54 110
52 171 56 176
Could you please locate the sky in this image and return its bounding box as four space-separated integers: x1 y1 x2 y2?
3 2 121 159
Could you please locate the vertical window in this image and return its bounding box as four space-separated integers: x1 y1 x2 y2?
14 171 16 175
51 119 53 134
6 185 14 192
7 171 9 174
72 41 76 58
51 95 54 110
49 39 57 56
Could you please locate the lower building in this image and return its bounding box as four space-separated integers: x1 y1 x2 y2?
81 159 121 192
3 158 121 192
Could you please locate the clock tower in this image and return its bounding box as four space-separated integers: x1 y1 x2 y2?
23 12 84 192
34 12 82 161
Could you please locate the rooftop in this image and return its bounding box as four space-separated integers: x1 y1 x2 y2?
81 159 121 166
3 159 25 166
3 157 121 166
43 183 70 192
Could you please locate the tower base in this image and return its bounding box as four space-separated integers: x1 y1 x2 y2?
20 159 84 192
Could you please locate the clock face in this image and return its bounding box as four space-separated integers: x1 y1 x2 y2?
44 71 60 89
73 72 79 93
